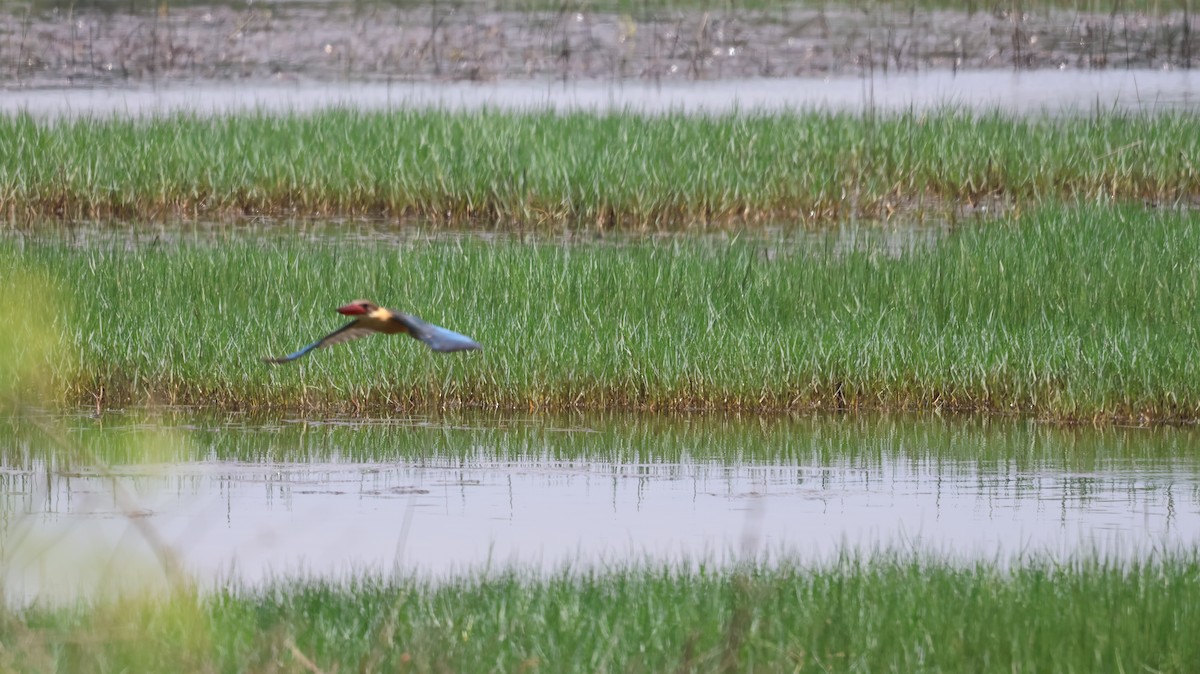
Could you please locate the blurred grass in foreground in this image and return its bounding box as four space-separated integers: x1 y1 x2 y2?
3 553 1199 673
0 267 76 407
0 268 189 603
1 108 1197 226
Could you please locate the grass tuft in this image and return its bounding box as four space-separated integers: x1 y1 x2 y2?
1 109 1198 226
4 553 1199 673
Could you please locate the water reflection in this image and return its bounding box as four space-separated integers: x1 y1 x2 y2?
3 218 953 259
2 412 1198 602
5 70 1198 119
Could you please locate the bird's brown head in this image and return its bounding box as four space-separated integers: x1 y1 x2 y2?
337 299 378 316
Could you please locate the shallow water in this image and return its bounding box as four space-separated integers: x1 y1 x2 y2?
5 69 1198 118
5 217 953 259
2 412 1198 602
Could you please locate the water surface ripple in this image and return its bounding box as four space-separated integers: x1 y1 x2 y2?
2 413 1198 601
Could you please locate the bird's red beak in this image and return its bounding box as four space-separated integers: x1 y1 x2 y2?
336 303 368 316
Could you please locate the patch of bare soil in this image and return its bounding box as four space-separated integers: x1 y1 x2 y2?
1 5 1196 87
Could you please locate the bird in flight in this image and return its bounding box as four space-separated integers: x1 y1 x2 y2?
264 299 482 364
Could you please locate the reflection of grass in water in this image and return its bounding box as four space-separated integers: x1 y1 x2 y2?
8 203 1200 421
0 413 192 607
5 409 1198 472
4 553 1199 672
1 109 1197 225
1 411 195 590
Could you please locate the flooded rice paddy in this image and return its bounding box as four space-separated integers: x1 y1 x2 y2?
3 412 1199 602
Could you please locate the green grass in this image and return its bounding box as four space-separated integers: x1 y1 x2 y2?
2 109 1197 227
3 203 1199 420
4 553 1199 673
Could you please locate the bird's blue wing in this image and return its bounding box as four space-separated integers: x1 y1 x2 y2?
395 313 483 353
263 320 374 364
263 340 323 364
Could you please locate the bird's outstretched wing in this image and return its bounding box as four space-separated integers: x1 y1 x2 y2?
262 320 375 364
392 313 483 352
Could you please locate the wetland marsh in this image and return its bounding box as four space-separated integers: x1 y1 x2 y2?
4 197 1199 670
3 108 1199 224
5 202 1200 421
3 1 1200 671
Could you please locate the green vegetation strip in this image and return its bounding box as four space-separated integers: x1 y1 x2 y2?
1 109 1197 226
3 203 1198 420
4 555 1198 673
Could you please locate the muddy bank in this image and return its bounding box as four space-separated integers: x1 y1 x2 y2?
2 5 1196 87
